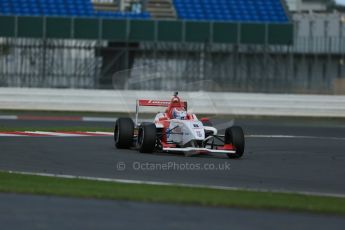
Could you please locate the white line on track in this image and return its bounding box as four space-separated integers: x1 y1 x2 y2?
0 115 18 120
247 134 345 141
82 117 116 122
0 131 113 137
4 170 345 198
0 132 344 141
0 133 26 137
27 131 85 137
86 131 113 135
0 115 151 123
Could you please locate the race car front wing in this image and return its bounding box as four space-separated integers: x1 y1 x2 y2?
162 147 236 154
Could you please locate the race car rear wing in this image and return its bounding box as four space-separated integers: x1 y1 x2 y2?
135 99 187 125
138 100 171 107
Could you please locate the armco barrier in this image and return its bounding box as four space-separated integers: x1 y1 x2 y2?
0 88 345 118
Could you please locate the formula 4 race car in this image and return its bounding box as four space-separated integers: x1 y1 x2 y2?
114 92 245 158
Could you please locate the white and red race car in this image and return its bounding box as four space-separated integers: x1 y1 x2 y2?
114 92 245 158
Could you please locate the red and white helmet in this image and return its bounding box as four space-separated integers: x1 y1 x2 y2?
172 108 187 120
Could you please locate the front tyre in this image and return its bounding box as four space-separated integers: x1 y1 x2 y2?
225 126 245 159
137 123 157 153
114 118 134 149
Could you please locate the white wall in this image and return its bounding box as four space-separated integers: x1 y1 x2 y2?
286 0 329 12
1 88 344 117
293 12 345 53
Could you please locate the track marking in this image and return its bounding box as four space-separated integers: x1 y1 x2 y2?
26 131 87 137
55 131 113 136
87 131 114 135
0 132 344 141
17 115 82 121
0 133 26 137
0 115 18 120
0 131 113 137
0 115 116 122
247 134 345 141
4 170 345 198
0 131 54 137
82 117 116 122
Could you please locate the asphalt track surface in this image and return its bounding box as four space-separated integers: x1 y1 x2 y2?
1 118 345 229
0 118 345 195
1 193 345 230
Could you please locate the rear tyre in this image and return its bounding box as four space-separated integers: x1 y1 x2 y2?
114 118 134 149
225 126 245 159
137 123 157 153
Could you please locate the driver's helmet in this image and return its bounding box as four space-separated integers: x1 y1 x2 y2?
172 97 179 103
172 108 187 120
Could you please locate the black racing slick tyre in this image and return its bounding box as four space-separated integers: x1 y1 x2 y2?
225 126 245 159
137 123 157 153
114 118 134 149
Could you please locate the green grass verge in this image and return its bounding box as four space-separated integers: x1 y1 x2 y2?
1 171 344 215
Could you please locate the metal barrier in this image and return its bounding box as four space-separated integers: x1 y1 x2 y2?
0 37 344 94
